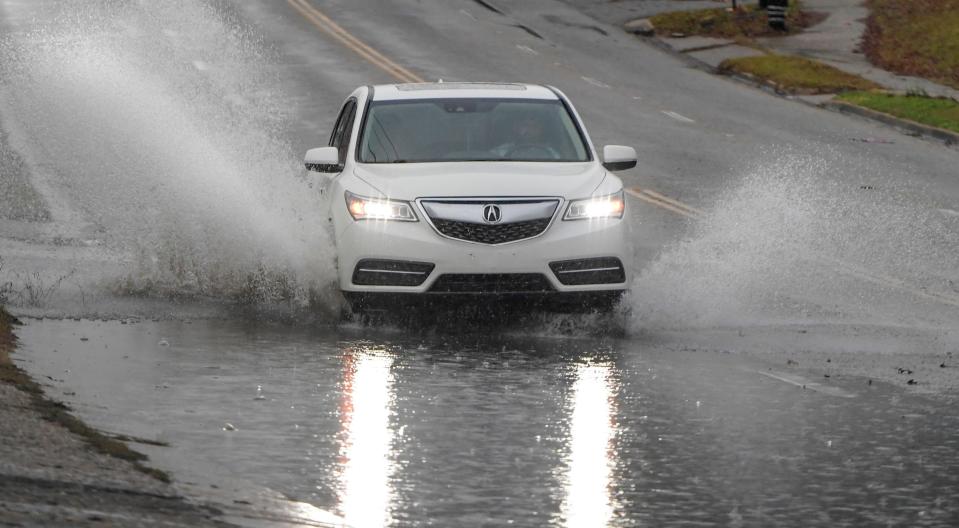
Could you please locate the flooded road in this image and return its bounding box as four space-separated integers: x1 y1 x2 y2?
18 318 959 527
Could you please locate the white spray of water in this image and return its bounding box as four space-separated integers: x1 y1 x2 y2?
629 152 959 331
0 1 334 309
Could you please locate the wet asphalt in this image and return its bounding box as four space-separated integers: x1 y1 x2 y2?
17 318 959 527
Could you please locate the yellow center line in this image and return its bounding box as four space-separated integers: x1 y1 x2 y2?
641 188 704 215
287 0 706 221
286 0 959 310
627 191 696 218
625 188 700 218
287 0 424 83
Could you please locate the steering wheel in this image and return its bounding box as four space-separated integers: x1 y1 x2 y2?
505 144 559 160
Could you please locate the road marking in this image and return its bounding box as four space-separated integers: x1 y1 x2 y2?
287 0 959 311
581 76 610 88
938 208 959 217
662 110 695 123
287 0 424 83
819 256 959 309
642 188 704 215
516 44 539 55
626 187 699 218
757 370 856 398
459 9 477 21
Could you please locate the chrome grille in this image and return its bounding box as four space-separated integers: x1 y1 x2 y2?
431 218 550 244
420 198 559 244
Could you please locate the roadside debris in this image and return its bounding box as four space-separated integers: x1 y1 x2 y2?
850 137 894 144
624 18 655 37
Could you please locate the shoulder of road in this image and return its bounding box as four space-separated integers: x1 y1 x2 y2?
0 308 339 527
623 1 959 147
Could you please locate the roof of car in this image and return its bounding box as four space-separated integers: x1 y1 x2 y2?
370 82 560 101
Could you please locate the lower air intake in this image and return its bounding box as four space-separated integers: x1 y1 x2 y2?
428 273 555 293
549 257 626 286
352 259 435 287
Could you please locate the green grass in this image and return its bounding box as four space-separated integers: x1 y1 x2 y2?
649 2 818 39
862 0 959 90
0 306 170 483
719 54 881 94
837 92 959 133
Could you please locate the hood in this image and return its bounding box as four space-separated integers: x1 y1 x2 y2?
352 162 606 200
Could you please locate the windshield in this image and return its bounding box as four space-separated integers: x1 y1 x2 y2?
357 98 590 163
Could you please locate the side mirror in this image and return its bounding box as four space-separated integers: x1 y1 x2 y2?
304 147 342 173
602 145 637 171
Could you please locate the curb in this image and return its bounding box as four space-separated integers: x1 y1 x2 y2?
820 101 959 147
636 34 815 99
638 34 716 74
627 22 959 148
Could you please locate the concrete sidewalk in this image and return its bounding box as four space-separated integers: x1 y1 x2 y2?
625 0 959 100
757 0 959 99
611 0 959 145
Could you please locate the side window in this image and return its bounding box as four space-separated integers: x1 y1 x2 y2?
329 99 357 164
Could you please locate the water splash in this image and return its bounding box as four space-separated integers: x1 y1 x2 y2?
0 0 335 312
629 151 959 330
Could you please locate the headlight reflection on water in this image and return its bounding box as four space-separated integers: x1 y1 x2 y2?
562 362 619 528
333 351 620 527
336 350 397 528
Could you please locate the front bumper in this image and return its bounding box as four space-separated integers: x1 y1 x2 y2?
335 211 631 294
343 289 625 314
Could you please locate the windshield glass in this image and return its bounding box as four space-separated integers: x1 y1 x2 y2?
357 98 590 163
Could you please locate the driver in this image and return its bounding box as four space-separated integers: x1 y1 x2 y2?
491 113 561 160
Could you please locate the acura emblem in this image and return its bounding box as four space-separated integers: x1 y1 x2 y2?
482 204 502 224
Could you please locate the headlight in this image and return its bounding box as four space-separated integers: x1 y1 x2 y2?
345 191 417 221
563 190 625 220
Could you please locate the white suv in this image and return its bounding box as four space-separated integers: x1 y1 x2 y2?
304 83 636 311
